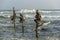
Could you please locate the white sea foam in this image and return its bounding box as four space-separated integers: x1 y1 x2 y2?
42 15 60 18
41 11 52 13
43 21 51 25
0 12 4 14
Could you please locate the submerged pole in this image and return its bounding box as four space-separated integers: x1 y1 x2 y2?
13 7 16 31
22 22 24 33
35 23 39 40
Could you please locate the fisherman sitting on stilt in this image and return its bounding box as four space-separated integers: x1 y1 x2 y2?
19 13 25 23
19 13 25 33
34 9 42 24
34 9 42 38
10 7 16 23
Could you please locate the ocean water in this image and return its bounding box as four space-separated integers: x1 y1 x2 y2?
0 10 60 40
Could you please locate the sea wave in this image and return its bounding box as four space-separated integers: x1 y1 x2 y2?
0 15 10 18
25 15 60 19
0 11 10 14
42 15 60 18
0 11 60 19
0 15 60 19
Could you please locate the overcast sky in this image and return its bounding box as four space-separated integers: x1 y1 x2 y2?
0 0 60 10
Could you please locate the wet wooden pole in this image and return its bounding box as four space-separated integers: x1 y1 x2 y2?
13 7 16 31
22 22 24 33
36 23 39 40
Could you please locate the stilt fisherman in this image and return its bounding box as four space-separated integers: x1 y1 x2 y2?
19 13 25 23
19 13 25 33
10 7 16 31
11 7 16 23
34 9 41 39
34 9 41 24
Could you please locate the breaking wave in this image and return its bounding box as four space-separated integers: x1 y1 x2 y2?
0 15 60 19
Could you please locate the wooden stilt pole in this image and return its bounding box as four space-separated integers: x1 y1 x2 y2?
22 22 24 33
36 23 39 40
14 18 16 31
